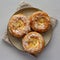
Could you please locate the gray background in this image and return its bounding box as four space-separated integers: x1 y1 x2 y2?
0 0 60 60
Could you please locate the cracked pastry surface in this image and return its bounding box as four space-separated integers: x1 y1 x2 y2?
22 32 45 55
8 14 30 38
29 11 51 33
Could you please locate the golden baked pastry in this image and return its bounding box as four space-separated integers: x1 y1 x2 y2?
22 32 45 55
8 14 30 38
29 11 51 33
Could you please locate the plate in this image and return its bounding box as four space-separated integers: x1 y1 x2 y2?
7 2 57 55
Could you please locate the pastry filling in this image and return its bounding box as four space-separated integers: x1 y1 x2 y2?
13 20 24 30
37 17 45 25
27 37 39 48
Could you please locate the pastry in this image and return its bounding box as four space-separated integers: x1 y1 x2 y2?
29 11 51 33
22 32 45 55
8 14 30 38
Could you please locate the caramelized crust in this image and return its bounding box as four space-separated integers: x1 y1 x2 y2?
22 32 45 55
29 11 51 33
8 14 30 38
